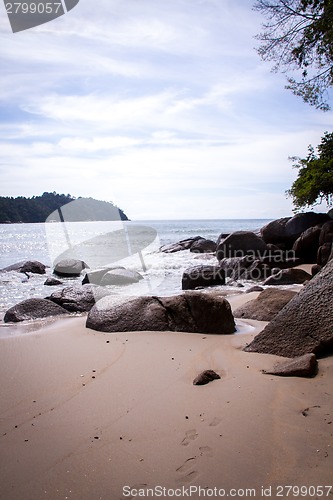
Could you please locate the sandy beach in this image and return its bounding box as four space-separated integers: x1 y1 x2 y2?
0 293 332 500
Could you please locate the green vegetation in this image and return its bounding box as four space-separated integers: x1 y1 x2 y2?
287 131 333 210
254 0 333 110
0 192 128 223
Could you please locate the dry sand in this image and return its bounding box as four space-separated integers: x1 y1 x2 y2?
0 292 332 500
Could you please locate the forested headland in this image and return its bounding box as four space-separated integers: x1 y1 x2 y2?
0 192 129 223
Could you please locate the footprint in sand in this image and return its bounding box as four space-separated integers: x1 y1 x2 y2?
209 416 222 427
176 470 200 485
199 446 214 457
176 457 197 473
181 429 198 446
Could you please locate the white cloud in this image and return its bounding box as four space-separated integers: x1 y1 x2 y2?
0 0 331 218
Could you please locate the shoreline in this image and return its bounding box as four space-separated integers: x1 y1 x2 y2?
0 294 332 499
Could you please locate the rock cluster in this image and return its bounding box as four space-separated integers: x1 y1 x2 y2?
160 236 216 253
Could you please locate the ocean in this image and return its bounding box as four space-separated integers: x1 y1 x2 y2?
0 219 272 323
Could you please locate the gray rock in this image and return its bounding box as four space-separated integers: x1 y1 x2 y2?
244 258 333 357
219 256 271 281
261 213 329 246
262 353 318 378
46 284 112 312
318 220 333 246
263 268 312 285
311 264 322 277
292 225 322 262
190 239 217 253
246 286 264 293
217 231 268 260
1 260 46 274
182 265 225 290
317 242 332 267
100 268 143 286
44 277 63 286
160 236 203 253
234 288 297 321
53 259 89 277
193 370 221 385
82 267 123 285
86 292 236 334
4 298 67 323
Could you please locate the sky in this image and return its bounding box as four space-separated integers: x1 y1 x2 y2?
0 0 332 220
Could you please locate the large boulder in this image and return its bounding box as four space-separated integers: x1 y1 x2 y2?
216 231 268 260
292 225 322 262
263 268 311 285
53 259 89 277
46 284 112 312
261 212 329 247
244 257 333 357
86 292 236 334
1 260 46 274
190 238 217 253
4 298 67 323
233 288 297 321
182 265 225 290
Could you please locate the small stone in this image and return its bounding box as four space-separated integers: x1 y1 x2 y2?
193 370 221 386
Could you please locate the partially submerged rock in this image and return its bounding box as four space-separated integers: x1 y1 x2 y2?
4 298 67 323
44 277 63 286
234 288 297 321
160 236 204 253
262 354 318 378
86 292 236 334
83 266 143 286
244 258 333 358
100 268 143 286
1 260 46 275
53 259 89 277
193 370 221 385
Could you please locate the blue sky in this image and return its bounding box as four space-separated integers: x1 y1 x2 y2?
0 0 332 219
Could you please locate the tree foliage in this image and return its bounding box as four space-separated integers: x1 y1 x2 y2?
286 131 333 210
0 192 128 223
254 0 333 110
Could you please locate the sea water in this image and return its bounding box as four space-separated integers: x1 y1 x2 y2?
0 219 272 322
